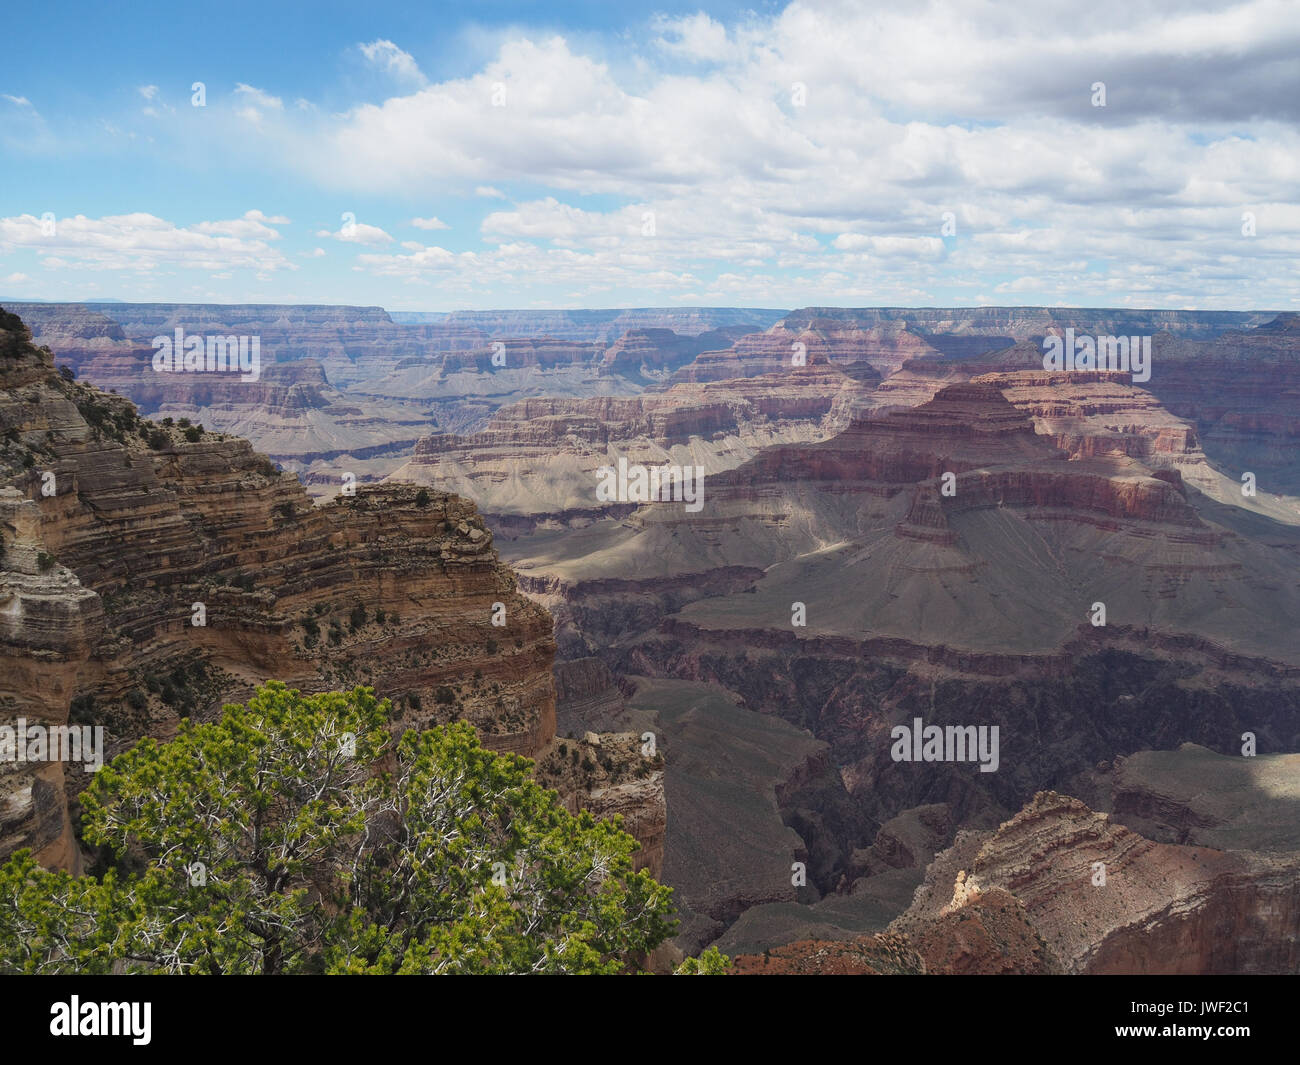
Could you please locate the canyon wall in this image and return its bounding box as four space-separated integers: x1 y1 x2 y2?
0 309 662 874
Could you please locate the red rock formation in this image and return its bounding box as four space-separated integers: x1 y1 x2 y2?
893 790 1300 974
0 311 660 876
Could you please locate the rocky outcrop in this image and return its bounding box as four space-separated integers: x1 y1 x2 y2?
533 729 665 877
0 487 102 871
893 790 1300 974
0 310 570 870
540 657 666 877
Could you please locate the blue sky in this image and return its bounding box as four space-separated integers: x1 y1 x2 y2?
2 0 1298 310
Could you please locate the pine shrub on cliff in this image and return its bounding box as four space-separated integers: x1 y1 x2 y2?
0 682 676 974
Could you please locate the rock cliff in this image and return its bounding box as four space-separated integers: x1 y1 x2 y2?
0 309 661 874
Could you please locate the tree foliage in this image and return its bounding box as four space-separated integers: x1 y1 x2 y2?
0 682 675 974
674 945 733 974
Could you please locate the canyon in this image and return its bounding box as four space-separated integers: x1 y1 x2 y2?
5 300 1299 972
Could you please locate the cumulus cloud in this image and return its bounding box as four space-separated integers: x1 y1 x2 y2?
316 221 394 245
19 0 1300 306
192 209 290 240
0 212 294 273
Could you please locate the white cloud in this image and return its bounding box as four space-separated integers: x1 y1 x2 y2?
0 212 294 273
192 209 289 240
316 221 394 245
651 13 733 63
234 83 284 124
358 40 426 86
27 1 1300 307
234 83 283 109
138 85 159 100
2 95 32 108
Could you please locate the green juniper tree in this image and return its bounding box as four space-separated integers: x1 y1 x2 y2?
0 681 676 974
